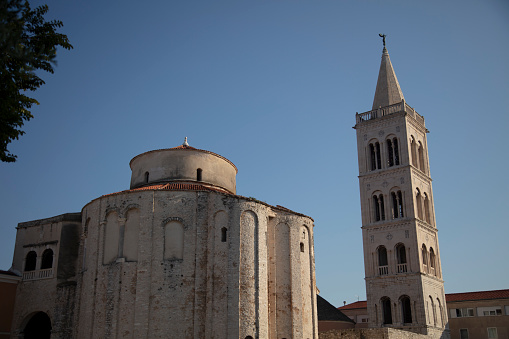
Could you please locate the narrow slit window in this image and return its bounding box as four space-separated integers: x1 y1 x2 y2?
144 171 149 183
221 227 227 242
197 168 202 181
300 242 305 252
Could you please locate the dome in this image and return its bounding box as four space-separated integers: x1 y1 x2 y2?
129 139 237 194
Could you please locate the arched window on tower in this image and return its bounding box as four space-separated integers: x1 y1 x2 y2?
373 193 385 222
393 138 400 165
396 243 407 273
378 246 388 275
418 142 425 172
376 142 382 169
144 171 149 184
411 136 417 167
387 137 400 167
416 189 423 220
430 296 437 326
24 251 37 271
424 193 431 223
422 244 428 273
391 190 404 219
381 297 393 325
369 141 382 171
400 295 412 324
387 139 394 167
437 298 443 328
429 247 436 276
41 249 53 269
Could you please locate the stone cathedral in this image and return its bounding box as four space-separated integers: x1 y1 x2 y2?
354 44 449 338
8 141 318 338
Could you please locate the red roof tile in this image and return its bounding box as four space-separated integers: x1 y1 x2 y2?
445 289 509 302
338 300 367 310
102 182 232 197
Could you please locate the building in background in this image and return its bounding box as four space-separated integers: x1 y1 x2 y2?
317 294 356 332
0 270 20 339
8 140 318 339
447 289 509 339
339 289 509 339
353 43 448 338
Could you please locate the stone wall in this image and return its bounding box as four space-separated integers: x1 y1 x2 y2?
75 189 318 338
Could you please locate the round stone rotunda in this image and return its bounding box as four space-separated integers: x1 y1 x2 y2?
74 139 318 339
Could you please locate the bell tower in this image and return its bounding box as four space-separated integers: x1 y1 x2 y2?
354 40 449 338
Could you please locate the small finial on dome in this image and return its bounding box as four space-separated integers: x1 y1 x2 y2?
183 137 189 146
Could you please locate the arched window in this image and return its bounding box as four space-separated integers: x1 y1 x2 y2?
422 244 428 272
411 136 418 167
144 171 149 183
197 168 202 181
23 311 52 339
381 297 393 325
437 298 443 328
424 193 431 223
378 246 388 275
25 251 37 271
387 137 400 167
396 243 407 273
391 190 404 219
164 220 184 260
221 227 227 242
418 142 425 172
41 249 53 269
429 247 436 275
387 139 394 167
400 295 412 324
416 189 423 220
300 242 305 252
393 138 400 165
430 296 437 326
369 141 382 170
373 193 385 222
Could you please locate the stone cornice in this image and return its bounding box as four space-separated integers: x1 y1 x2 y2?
23 240 58 248
410 166 432 182
362 219 412 231
359 166 408 180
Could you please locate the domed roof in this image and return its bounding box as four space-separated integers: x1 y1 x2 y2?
129 138 237 194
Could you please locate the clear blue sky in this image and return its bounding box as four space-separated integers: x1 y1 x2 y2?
1 0 508 307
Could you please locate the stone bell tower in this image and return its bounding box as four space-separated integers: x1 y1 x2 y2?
353 40 449 338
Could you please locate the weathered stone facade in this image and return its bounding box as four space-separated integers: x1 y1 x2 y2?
354 47 449 338
9 143 318 338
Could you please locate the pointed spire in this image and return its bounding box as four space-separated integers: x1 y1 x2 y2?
182 137 189 146
372 47 405 110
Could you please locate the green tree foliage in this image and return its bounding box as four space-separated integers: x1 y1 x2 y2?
0 0 72 162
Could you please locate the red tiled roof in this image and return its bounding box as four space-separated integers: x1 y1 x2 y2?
170 145 198 150
338 300 367 310
337 289 509 311
445 289 509 302
102 182 232 197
